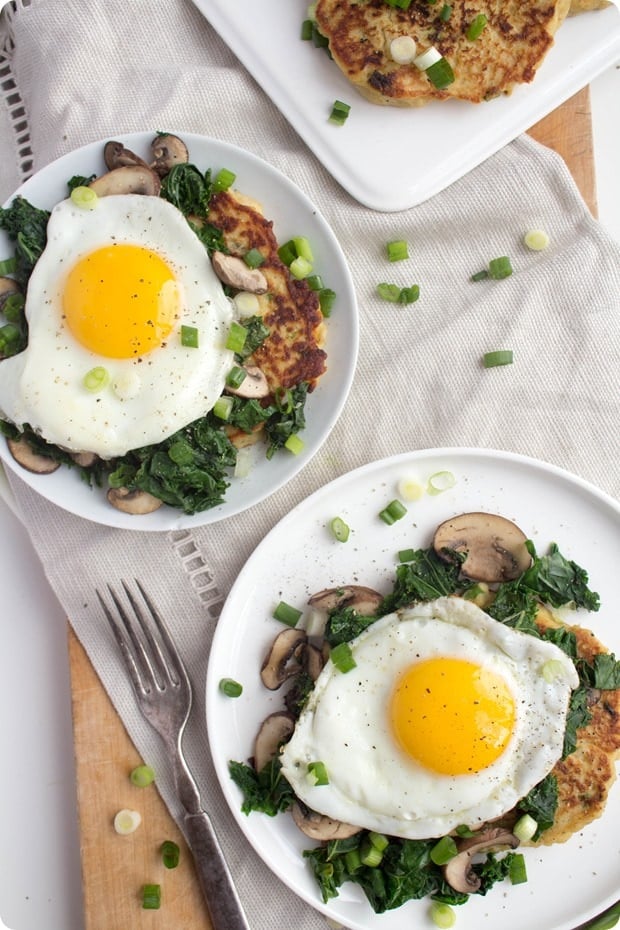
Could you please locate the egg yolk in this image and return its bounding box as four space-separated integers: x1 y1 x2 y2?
63 244 182 358
390 657 516 775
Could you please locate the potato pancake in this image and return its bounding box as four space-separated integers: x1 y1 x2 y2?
315 0 572 106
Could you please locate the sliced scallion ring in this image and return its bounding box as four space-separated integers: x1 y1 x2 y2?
413 45 442 71
70 185 98 210
524 228 550 251
397 476 425 501
83 366 110 393
483 349 514 368
113 808 142 835
129 764 155 787
330 516 350 542
513 813 538 842
427 470 456 494
430 901 456 929
390 35 417 63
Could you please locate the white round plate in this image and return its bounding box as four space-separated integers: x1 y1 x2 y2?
207 447 620 930
0 132 358 529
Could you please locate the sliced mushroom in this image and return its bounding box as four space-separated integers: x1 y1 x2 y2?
308 585 383 617
225 366 270 399
0 277 21 313
89 164 161 198
7 436 60 474
291 802 361 841
443 828 520 894
150 133 189 176
433 512 531 583
260 627 307 690
303 642 325 681
103 140 149 171
69 450 98 468
106 487 163 514
253 711 296 773
211 251 268 294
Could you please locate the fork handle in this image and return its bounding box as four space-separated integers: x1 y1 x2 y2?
183 810 252 930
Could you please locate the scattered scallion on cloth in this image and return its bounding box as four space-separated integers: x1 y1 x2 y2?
488 255 513 279
524 228 550 251
377 282 420 304
386 239 409 262
483 349 514 368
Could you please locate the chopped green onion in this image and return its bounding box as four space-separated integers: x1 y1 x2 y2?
414 46 442 71
307 761 329 785
377 282 420 304
430 901 456 929
181 324 199 348
368 831 389 852
430 835 458 865
379 499 407 525
541 658 566 682
488 255 513 279
306 274 324 291
213 168 236 192
330 516 350 542
0 322 20 353
509 852 528 885
244 248 265 269
113 808 142 835
168 440 194 465
524 228 550 251
293 236 314 264
397 476 425 501
513 813 538 842
226 365 247 388
234 446 253 479
425 56 455 89
83 366 110 393
455 824 475 837
360 837 384 867
278 239 298 266
273 601 303 627
398 548 416 563
290 255 313 280
219 677 243 698
0 257 16 275
2 292 25 321
213 395 234 421
330 641 357 673
312 22 329 48
318 287 336 316
344 848 362 872
225 321 248 353
470 269 489 281
142 883 161 910
70 185 98 210
385 0 412 8
390 35 417 64
300 18 314 39
328 99 351 126
161 840 180 870
129 764 155 787
439 4 452 21
233 291 261 319
427 470 456 494
386 239 408 262
466 13 488 40
483 349 513 368
284 433 305 455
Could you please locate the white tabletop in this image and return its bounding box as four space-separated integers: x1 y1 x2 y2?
0 64 619 930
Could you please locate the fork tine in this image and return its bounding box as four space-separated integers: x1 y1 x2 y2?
96 586 146 695
129 579 189 690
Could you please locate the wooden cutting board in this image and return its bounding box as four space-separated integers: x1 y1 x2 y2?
68 87 597 930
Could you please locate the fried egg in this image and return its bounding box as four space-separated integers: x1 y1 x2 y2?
0 194 234 457
280 596 578 839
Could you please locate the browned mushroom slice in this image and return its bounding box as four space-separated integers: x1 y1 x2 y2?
225 366 269 399
308 585 383 617
260 627 307 690
433 512 531 583
106 487 163 514
7 436 60 474
443 827 520 893
211 251 268 294
150 133 189 176
103 141 149 171
69 450 98 468
291 802 361 841
253 711 296 773
89 164 161 197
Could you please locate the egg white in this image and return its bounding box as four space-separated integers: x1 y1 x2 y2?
0 194 234 457
280 596 579 840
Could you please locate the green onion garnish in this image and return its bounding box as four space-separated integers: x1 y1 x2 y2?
70 185 98 210
219 677 243 698
377 283 420 304
226 365 247 389
244 248 265 269
398 548 416 563
213 395 234 421
470 269 489 281
273 601 303 627
524 228 550 251
425 56 455 89
466 13 488 40
142 884 161 910
0 322 20 354
129 764 155 787
328 99 351 126
430 901 456 929
290 255 313 280
307 761 329 785
225 321 248 353
330 641 357 673
508 852 528 885
379 499 407 525
113 808 142 835
284 433 305 455
300 18 314 40
161 840 180 870
83 366 110 393
360 837 384 867
278 239 298 267
2 292 25 321
293 236 314 264
513 813 538 842
488 255 513 279
318 287 336 316
306 274 324 291
398 285 420 304
330 516 350 542
368 831 389 852
181 324 199 348
0 257 16 275
439 4 452 20
430 835 458 865
385 0 412 8
427 470 456 494
344 848 362 872
213 168 236 192
483 349 513 368
386 239 408 262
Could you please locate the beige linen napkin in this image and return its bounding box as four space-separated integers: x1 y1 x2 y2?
1 2 620 929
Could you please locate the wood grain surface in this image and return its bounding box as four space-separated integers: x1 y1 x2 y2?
68 86 596 930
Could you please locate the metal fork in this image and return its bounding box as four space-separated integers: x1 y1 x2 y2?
97 579 251 930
